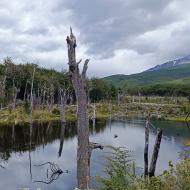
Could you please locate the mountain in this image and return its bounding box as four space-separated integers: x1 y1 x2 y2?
103 61 190 87
147 55 190 71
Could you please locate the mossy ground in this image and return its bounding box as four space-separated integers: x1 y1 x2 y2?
0 96 189 125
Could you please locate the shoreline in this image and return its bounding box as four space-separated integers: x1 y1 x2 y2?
0 103 189 125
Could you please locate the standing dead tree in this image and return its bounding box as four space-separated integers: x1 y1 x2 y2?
12 77 20 110
144 114 163 177
28 65 36 180
0 58 8 109
30 66 36 125
59 88 68 123
66 27 103 189
149 128 162 177
144 114 150 176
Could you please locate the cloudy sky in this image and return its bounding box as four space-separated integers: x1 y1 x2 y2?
0 0 190 77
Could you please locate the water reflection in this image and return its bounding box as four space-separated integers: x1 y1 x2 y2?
0 120 107 161
58 122 66 158
0 118 189 189
34 162 66 184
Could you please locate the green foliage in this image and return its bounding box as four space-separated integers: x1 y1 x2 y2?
0 60 72 107
97 147 136 190
181 104 190 114
0 97 4 104
8 105 12 114
52 108 60 115
188 95 190 103
98 147 190 190
137 158 190 190
23 101 30 114
104 63 190 87
0 61 119 107
89 78 117 102
103 63 190 97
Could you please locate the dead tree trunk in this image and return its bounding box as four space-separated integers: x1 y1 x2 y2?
144 114 150 177
30 66 36 124
49 83 54 112
66 28 103 189
13 87 19 110
24 79 28 102
0 64 7 108
28 65 35 180
59 89 67 123
186 112 190 121
149 129 162 177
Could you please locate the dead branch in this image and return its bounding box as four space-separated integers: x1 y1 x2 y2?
82 59 90 80
90 142 104 150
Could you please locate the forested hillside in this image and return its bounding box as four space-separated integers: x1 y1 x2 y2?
103 63 190 96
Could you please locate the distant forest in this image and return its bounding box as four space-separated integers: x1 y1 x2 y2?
0 57 117 108
104 63 190 97
0 57 189 109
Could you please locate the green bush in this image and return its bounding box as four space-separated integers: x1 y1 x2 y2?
23 101 30 114
181 104 190 114
97 147 136 190
97 147 190 190
52 108 60 115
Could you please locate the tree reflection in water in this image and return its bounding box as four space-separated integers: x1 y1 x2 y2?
0 120 107 186
58 122 66 157
34 162 69 184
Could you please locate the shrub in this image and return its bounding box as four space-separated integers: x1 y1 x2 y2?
23 101 30 114
97 147 136 190
52 108 60 115
97 147 190 190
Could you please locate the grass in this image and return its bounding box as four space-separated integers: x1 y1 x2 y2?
167 116 190 122
0 96 189 125
0 107 61 125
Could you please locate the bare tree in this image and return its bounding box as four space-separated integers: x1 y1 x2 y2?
66 27 103 189
12 77 20 110
23 79 29 102
149 129 162 177
144 114 150 177
28 65 36 180
30 66 36 124
144 114 163 178
0 58 8 108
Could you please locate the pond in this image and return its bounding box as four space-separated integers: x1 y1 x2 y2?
0 118 189 190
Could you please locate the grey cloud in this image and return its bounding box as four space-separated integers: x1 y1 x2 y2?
158 26 190 60
0 0 189 77
57 0 177 58
35 41 63 52
23 27 49 36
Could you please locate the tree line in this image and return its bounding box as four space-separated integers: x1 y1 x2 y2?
0 57 118 109
122 83 190 97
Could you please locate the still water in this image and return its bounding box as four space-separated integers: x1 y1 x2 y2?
0 118 189 190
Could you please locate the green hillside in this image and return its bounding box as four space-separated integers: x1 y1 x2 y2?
103 63 190 87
